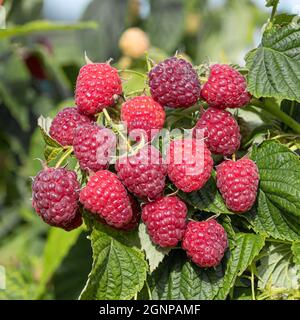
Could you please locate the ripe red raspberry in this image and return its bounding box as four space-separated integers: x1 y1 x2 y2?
167 138 213 192
216 158 259 213
49 107 94 146
73 124 116 172
201 64 251 109
75 63 122 116
94 194 141 231
182 220 228 268
115 145 167 200
79 170 132 228
142 196 187 247
121 96 165 141
32 168 82 231
148 57 201 108
120 195 141 231
194 107 241 156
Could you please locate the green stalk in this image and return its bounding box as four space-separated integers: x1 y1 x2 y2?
55 147 73 168
270 0 279 22
102 108 132 152
251 99 300 134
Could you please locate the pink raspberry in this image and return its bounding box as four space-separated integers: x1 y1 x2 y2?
32 167 82 231
142 196 187 247
121 96 165 141
115 145 167 200
149 57 201 108
75 63 122 116
182 220 228 268
49 107 94 146
79 170 132 228
194 107 241 156
216 158 259 213
201 64 251 109
73 124 116 172
167 138 213 192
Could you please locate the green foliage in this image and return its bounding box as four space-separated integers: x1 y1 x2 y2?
146 0 184 53
257 243 300 299
179 177 233 215
138 223 171 273
151 233 265 300
0 20 97 39
38 227 82 297
246 141 300 241
80 224 148 300
246 24 300 103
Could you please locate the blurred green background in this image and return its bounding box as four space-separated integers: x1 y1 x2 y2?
0 0 297 300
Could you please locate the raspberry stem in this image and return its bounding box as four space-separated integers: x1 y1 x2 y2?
102 108 132 152
55 147 73 168
252 98 300 134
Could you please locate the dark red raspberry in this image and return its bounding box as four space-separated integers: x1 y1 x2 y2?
115 145 167 200
120 195 141 231
194 107 241 156
148 57 201 108
201 64 251 109
49 107 94 146
73 124 116 172
75 63 122 116
216 158 259 213
167 138 213 192
121 96 165 141
32 168 82 231
142 196 187 247
182 220 228 268
79 170 132 228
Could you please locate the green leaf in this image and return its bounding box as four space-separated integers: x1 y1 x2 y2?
246 24 300 102
52 233 92 300
179 177 233 215
245 141 300 241
292 242 300 266
80 224 148 300
257 243 300 292
265 0 279 7
37 116 64 162
38 227 82 296
215 233 265 299
138 223 170 273
0 20 97 39
151 233 265 300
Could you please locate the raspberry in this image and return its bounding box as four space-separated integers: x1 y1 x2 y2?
182 220 228 268
119 27 150 58
115 145 167 200
73 124 116 172
216 158 259 213
94 194 141 231
148 57 201 108
32 168 82 231
75 63 122 116
120 195 141 231
121 96 165 141
49 107 94 146
142 196 187 247
201 64 251 109
79 170 132 228
167 138 213 192
194 107 241 156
